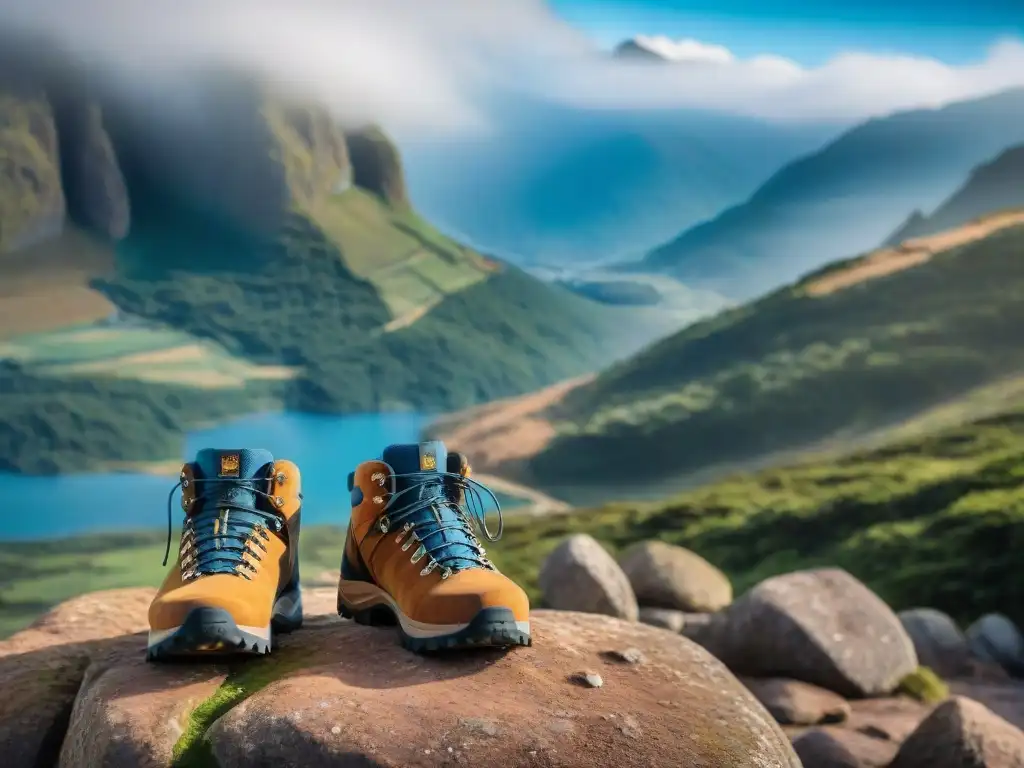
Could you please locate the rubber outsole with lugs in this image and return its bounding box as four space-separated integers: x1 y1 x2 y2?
146 606 301 661
338 602 532 653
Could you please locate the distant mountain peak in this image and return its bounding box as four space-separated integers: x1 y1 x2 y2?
613 38 669 62
613 36 735 65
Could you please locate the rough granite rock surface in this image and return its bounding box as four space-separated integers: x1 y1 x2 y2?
694 568 918 697
1 588 800 768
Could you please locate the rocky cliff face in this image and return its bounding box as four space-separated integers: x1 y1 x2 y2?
0 38 410 256
0 83 66 252
53 100 130 240
346 124 409 208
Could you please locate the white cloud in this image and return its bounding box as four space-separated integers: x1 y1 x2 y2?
2 0 1024 135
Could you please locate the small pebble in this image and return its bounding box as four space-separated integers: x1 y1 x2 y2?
577 672 604 688
330 726 341 735
610 648 645 665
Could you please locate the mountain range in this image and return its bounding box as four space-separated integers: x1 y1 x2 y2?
636 87 1024 298
885 143 1024 243
399 93 836 268
430 142 1024 498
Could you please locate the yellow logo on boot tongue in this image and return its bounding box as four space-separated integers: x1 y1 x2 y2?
420 447 437 471
219 454 240 477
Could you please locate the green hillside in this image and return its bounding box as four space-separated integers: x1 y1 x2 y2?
488 393 1024 631
886 143 1024 244
521 218 1024 491
639 88 1024 298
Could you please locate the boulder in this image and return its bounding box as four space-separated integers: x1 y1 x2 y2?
694 568 917 697
680 612 714 640
638 607 686 633
618 540 732 612
741 677 851 725
0 588 156 768
898 608 971 678
968 614 1024 677
539 534 639 620
792 727 897 767
1 588 803 768
889 696 1024 767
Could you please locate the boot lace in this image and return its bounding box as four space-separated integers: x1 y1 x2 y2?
162 471 286 581
369 471 503 579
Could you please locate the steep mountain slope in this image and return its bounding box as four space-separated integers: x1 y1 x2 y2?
886 143 1024 244
400 96 835 267
0 45 668 473
638 88 1024 298
434 212 1024 495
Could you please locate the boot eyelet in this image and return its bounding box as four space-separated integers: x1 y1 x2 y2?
275 472 287 484
272 518 284 532
378 516 390 534
372 495 384 505
441 567 452 580
273 496 284 508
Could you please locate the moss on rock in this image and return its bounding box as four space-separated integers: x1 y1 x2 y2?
897 666 950 704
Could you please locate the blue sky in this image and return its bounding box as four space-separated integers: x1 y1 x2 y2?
551 0 1024 65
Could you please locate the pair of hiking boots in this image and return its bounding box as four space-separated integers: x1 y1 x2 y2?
146 440 531 659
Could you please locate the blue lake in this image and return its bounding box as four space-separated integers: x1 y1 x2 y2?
2 411 432 540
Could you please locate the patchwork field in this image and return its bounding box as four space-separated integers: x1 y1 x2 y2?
0 324 300 388
310 188 496 321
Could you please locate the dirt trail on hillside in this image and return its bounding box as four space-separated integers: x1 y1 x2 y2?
805 209 1024 297
0 229 116 339
428 375 593 475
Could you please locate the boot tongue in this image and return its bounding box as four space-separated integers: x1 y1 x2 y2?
382 441 448 487
381 441 480 571
193 448 274 510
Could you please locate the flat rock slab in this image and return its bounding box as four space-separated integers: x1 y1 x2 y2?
793 727 898 767
0 590 801 768
741 677 851 726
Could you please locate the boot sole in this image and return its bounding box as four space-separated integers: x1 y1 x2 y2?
337 579 531 653
146 588 303 661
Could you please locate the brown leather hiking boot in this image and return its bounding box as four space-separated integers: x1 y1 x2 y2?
337 441 530 652
147 448 303 660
